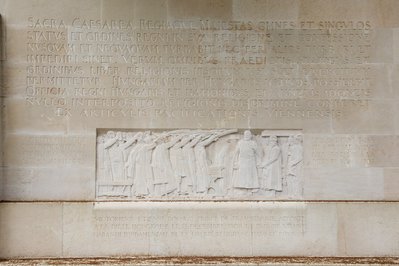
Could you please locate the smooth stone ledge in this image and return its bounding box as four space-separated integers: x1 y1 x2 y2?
1 257 399 266
1 202 399 258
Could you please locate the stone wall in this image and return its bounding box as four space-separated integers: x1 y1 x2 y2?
0 0 398 260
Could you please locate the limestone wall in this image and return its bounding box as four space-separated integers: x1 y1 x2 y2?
0 0 398 259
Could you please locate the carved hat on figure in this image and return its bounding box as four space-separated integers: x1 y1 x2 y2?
269 135 278 144
107 130 116 138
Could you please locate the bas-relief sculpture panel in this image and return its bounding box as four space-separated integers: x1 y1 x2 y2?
1 0 399 260
96 129 303 199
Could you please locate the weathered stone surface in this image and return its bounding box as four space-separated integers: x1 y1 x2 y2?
62 202 336 257
2 257 399 266
1 202 399 258
0 0 398 260
0 203 63 258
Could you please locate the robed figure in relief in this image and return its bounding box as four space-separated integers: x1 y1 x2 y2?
151 134 180 196
261 135 283 192
232 130 260 190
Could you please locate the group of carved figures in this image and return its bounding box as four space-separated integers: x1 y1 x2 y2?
97 129 303 199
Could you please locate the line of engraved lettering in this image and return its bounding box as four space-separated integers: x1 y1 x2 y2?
27 30 66 41
26 76 99 86
27 43 75 53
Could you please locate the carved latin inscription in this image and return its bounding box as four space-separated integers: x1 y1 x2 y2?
96 129 303 199
24 17 374 125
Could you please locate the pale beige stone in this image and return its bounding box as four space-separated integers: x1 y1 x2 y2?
134 0 167 21
365 135 399 167
332 100 395 134
303 167 384 200
337 203 399 256
4 134 94 167
396 103 399 134
367 64 395 99
0 0 398 259
0 203 63 258
101 0 136 22
3 26 31 63
2 134 95 200
304 135 399 169
4 98 73 133
394 29 399 64
375 0 399 28
2 167 94 200
233 0 299 21
4 0 101 26
63 202 338 257
168 0 232 20
394 65 399 98
251 202 338 256
367 29 394 64
0 202 395 257
383 168 399 200
303 135 370 168
0 201 398 257
298 0 381 27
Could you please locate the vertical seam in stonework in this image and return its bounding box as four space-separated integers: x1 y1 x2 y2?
330 96 334 133
166 0 169 19
100 0 103 22
0 14 3 202
1 14 5 61
250 215 253 256
61 203 64 257
336 203 347 256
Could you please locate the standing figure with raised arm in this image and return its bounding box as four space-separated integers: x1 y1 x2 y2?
126 133 145 195
104 131 125 182
120 132 143 163
194 133 219 194
182 134 202 194
208 129 239 196
232 130 260 194
152 134 181 196
170 135 193 195
133 134 156 197
103 131 131 196
97 135 113 196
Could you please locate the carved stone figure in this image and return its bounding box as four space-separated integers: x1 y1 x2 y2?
104 131 125 181
170 135 192 195
258 132 271 195
97 136 106 180
103 131 132 196
232 130 260 191
286 135 303 197
261 135 283 192
126 137 144 181
133 135 156 197
151 134 180 196
97 136 114 196
182 134 202 194
121 132 142 163
96 129 303 199
194 133 219 193
209 133 239 195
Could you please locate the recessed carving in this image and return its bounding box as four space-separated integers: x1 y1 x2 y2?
96 129 303 199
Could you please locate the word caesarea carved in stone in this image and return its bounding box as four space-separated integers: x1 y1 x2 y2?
96 129 303 199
